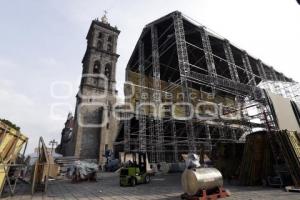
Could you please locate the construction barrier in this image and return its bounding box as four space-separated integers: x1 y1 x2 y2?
31 137 60 194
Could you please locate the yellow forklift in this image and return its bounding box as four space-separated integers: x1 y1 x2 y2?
119 152 151 186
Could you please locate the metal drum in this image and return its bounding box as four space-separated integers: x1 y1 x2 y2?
181 168 223 195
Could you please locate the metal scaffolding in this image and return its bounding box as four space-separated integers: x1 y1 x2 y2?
120 11 295 163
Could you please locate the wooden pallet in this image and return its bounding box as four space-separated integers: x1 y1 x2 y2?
285 186 300 193
181 187 230 200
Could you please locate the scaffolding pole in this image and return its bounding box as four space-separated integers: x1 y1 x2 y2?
138 41 147 153
171 118 178 162
199 26 217 96
204 125 212 153
151 25 165 162
242 51 256 86
257 59 267 80
223 39 240 83
173 11 196 153
124 71 131 153
270 67 278 81
149 117 156 163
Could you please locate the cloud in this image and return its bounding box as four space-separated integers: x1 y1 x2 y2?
0 57 18 69
0 78 66 154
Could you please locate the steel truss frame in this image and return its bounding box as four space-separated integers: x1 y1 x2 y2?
151 25 165 162
122 11 295 163
173 12 196 153
138 41 147 153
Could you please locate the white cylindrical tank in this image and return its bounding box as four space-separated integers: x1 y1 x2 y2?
181 168 223 195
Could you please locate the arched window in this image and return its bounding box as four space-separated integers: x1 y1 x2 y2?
104 63 111 79
98 32 103 39
107 44 113 52
108 36 113 42
97 40 103 50
93 61 101 73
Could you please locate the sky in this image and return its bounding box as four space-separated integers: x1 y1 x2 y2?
0 0 299 153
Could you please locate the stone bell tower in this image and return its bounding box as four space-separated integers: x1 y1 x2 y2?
69 13 120 165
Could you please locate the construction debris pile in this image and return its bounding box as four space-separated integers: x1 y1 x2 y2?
31 137 60 194
68 160 98 182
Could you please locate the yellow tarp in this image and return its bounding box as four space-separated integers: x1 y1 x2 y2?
126 70 235 118
287 131 300 161
0 167 5 195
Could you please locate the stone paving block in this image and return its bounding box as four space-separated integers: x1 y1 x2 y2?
1 173 300 200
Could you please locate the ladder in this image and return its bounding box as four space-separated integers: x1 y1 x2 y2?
258 91 286 186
